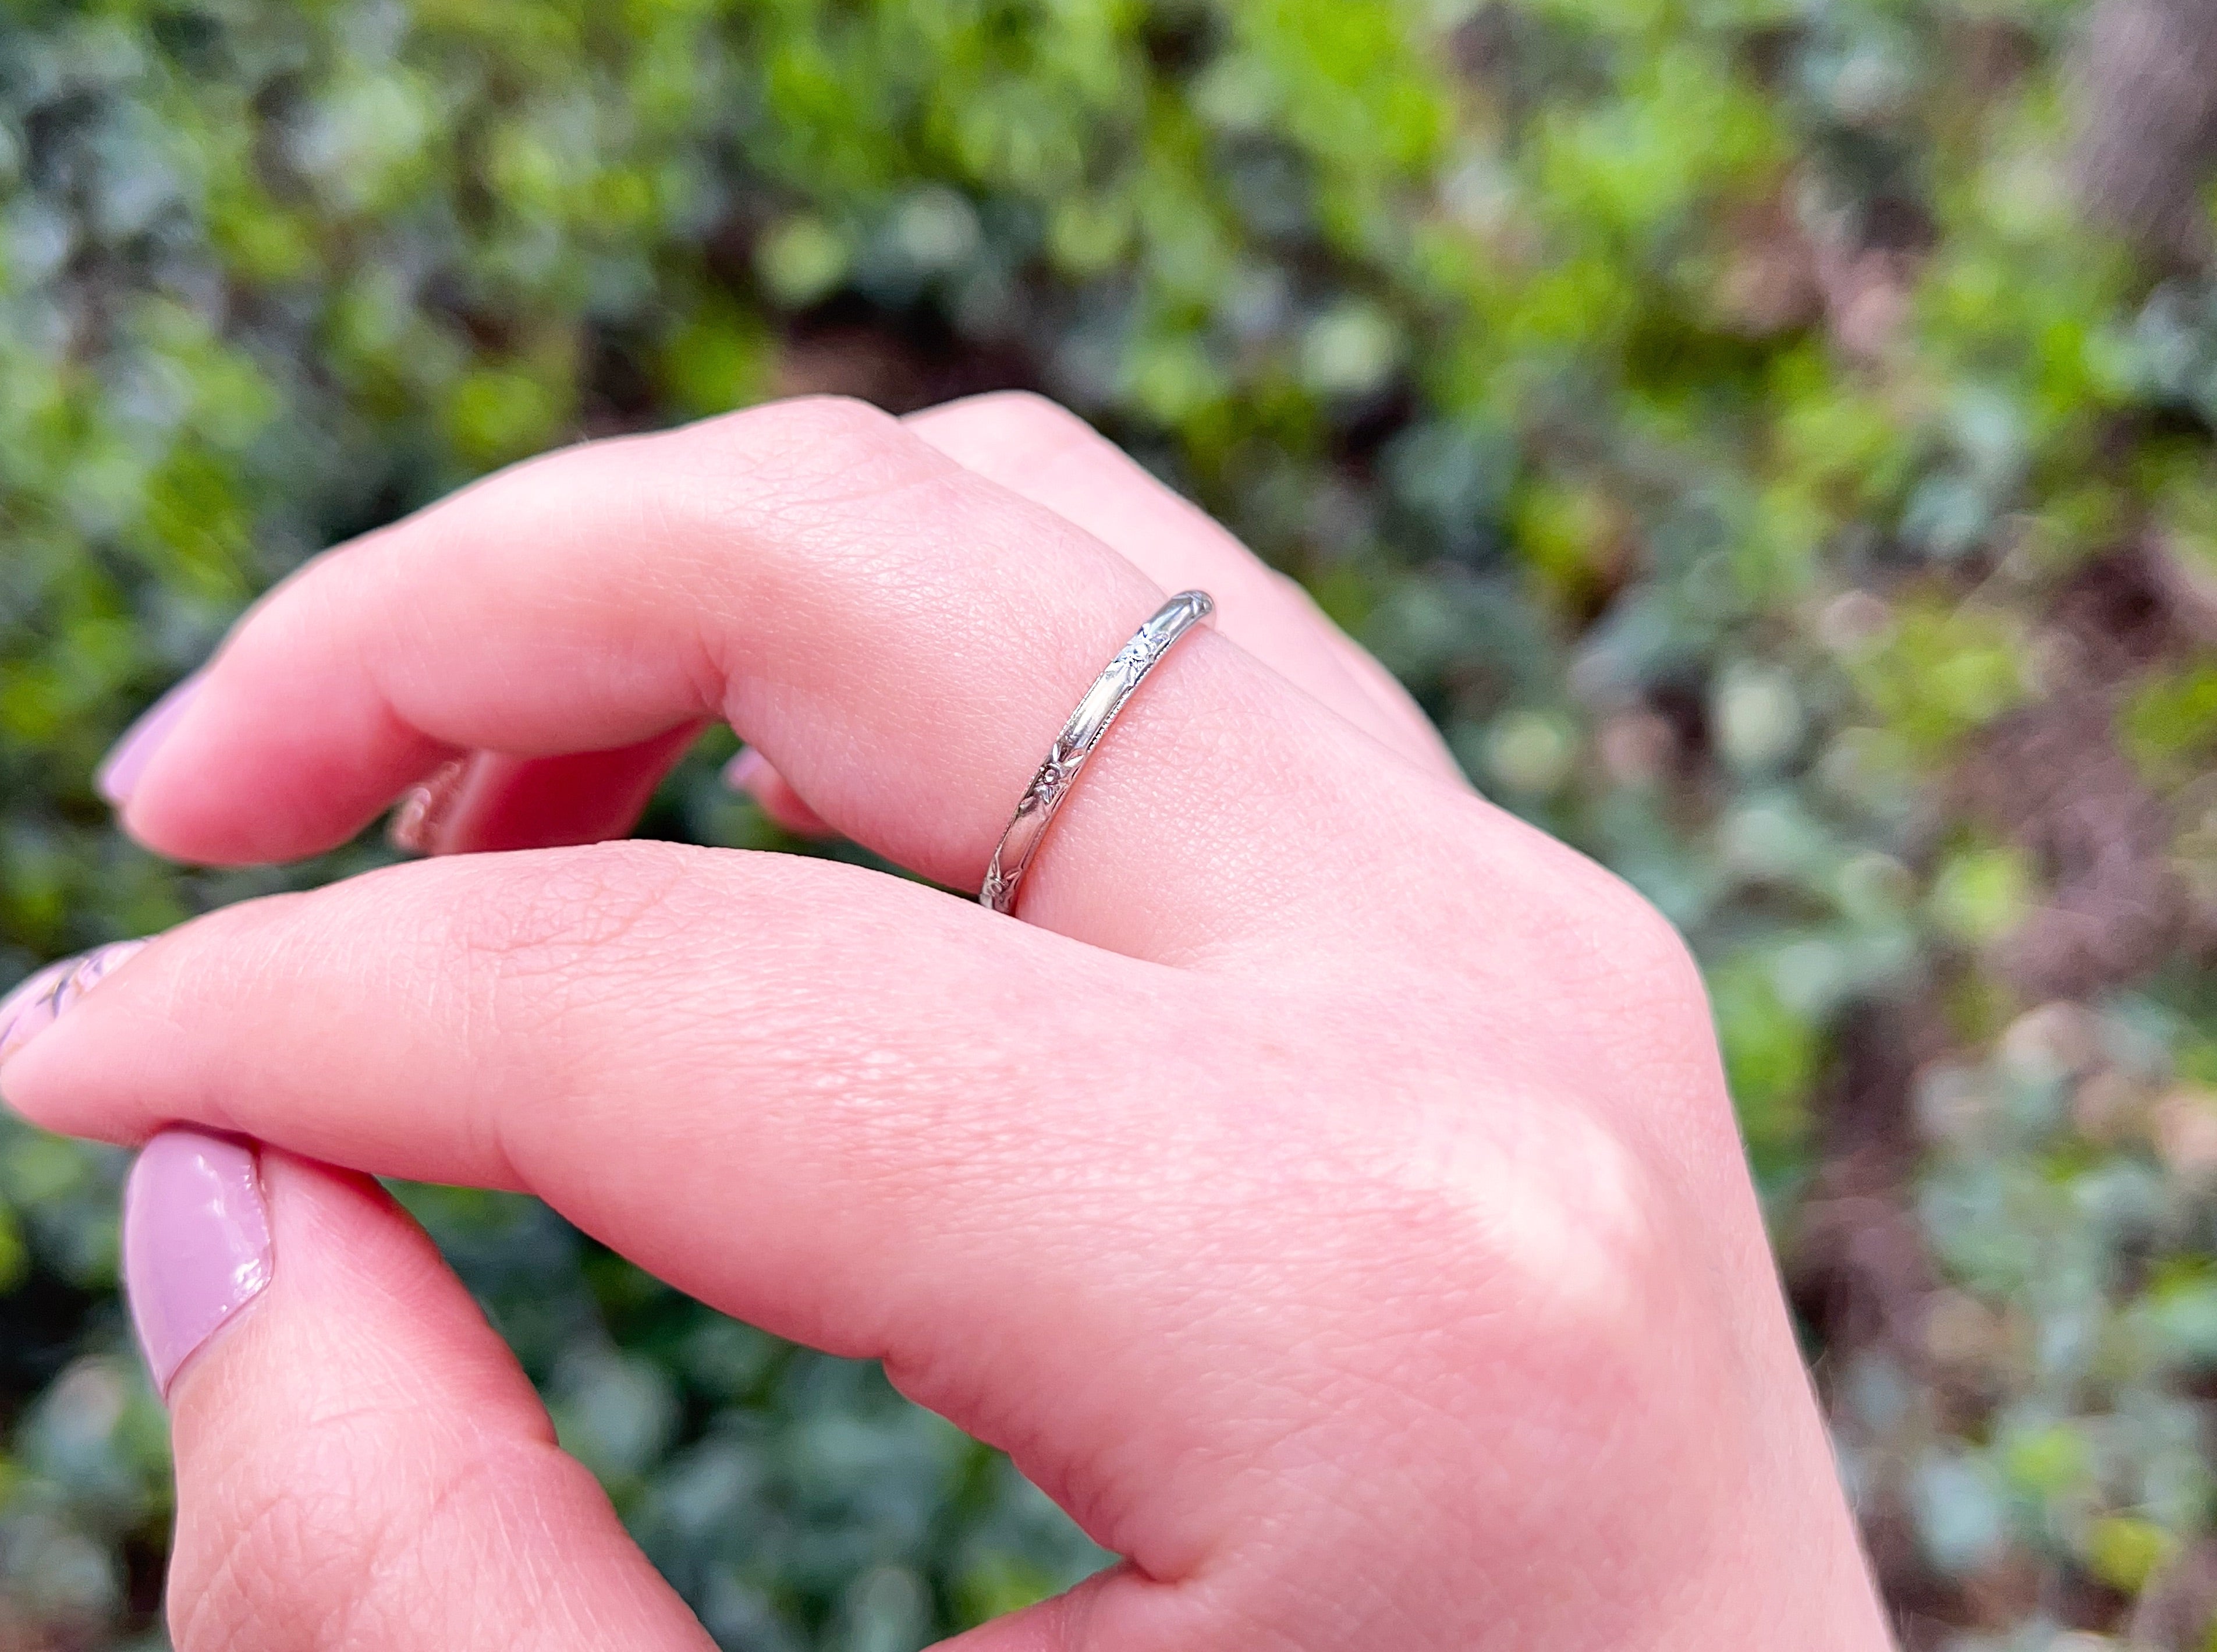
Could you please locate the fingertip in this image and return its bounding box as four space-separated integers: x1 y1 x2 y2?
158 1144 532 1422
147 1141 712 1652
123 1139 417 1416
103 676 270 864
111 651 456 867
401 731 701 856
724 747 839 838
720 745 768 792
0 940 157 1126
123 1129 273 1402
97 672 208 809
387 756 473 856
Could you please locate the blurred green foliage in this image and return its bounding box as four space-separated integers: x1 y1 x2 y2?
2 1 2216 1647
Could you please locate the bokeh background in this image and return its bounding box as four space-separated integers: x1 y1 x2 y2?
2 0 2215 1646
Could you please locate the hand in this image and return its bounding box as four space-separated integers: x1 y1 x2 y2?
0 393 1890 1651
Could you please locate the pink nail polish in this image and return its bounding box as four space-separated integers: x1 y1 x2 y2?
722 747 769 792
123 1130 274 1401
97 673 207 807
0 940 149 1065
387 756 473 856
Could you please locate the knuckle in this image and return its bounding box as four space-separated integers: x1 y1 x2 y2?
662 393 962 578
431 840 704 988
430 843 728 1091
955 388 1095 442
716 392 909 477
959 387 1073 420
1578 880 1715 1063
763 389 903 441
914 389 1106 472
1514 844 1706 1018
1591 879 1704 1006
1545 872 1737 1140
1268 568 1357 635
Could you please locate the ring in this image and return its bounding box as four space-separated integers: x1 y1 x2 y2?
980 590 1215 916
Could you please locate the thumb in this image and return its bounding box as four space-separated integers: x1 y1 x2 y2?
124 1129 715 1652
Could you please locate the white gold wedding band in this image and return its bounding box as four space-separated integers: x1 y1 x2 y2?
979 590 1215 917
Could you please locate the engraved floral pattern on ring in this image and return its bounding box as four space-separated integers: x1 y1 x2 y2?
978 590 1214 918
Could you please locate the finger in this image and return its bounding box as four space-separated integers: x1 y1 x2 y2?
111 396 1456 956
905 393 1457 779
17 845 1197 1360
388 726 703 856
393 737 839 857
3 839 1567 1608
129 1130 712 1652
722 746 838 837
400 392 1456 864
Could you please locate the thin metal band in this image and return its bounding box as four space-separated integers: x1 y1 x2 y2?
980 590 1215 916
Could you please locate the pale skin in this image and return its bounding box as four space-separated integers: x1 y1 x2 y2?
0 392 1893 1650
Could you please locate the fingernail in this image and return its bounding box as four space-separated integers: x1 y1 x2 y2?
0 940 150 1065
97 674 207 807
123 1129 274 1401
388 756 473 856
722 747 768 792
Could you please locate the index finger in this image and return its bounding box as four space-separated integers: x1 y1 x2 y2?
1 842 1355 1598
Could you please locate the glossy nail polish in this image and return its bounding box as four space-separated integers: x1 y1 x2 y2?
388 756 473 856
0 940 148 1065
722 747 769 792
97 674 207 807
123 1130 274 1400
